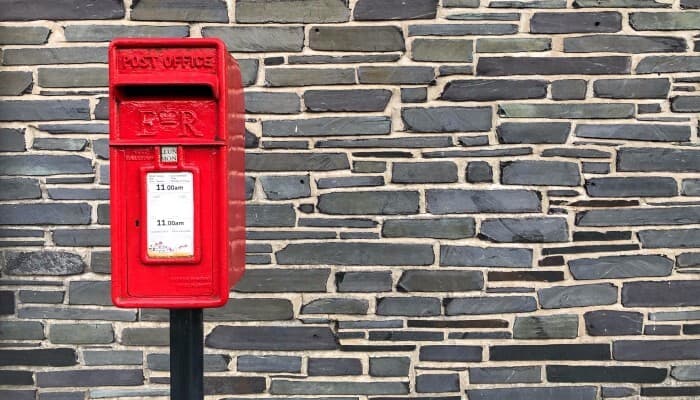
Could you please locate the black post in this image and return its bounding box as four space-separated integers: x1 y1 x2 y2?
170 308 204 400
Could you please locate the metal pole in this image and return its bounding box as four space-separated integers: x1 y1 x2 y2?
170 308 204 400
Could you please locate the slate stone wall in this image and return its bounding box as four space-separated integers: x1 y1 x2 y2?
1 0 700 399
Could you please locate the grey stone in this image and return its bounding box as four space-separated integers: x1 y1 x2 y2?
207 326 338 350
64 24 188 41
398 270 483 292
425 147 533 158
89 389 169 399
235 269 329 293
392 162 457 183
445 296 538 315
260 175 310 200
121 328 168 346
412 39 472 62
577 206 700 227
383 218 475 239
49 188 108 201
631 12 700 30
0 371 32 385
468 386 596 400
623 280 700 307
0 349 76 367
318 191 419 215
575 0 668 5
238 355 301 373
401 87 427 103
445 0 480 5
585 310 643 336
650 310 700 321
49 323 113 344
637 56 700 73
442 79 546 101
499 103 634 119
0 26 50 44
575 124 690 142
90 251 110 274
289 53 401 64
310 26 404 52
408 24 518 36
672 365 700 381
19 290 64 304
531 12 621 33
203 26 303 52
447 12 519 20
19 306 135 321
131 0 227 22
270 380 408 395
539 283 618 309
514 315 578 339
586 177 677 197
68 281 111 306
671 96 700 112
37 123 108 134
308 358 362 376
236 0 349 23
316 176 384 189
264 116 390 137
439 65 474 75
317 136 451 148
34 138 87 152
245 92 300 114
490 0 567 7
478 56 630 76
677 252 700 267
402 106 491 132
247 204 295 227
239 59 259 86
376 297 441 316
277 242 433 266
53 228 109 246
0 71 31 95
36 369 143 387
0 204 90 225
0 178 40 200
83 350 142 366
639 228 700 249
502 161 580 186
477 37 551 52
684 0 700 7
0 0 124 20
570 255 673 279
2 251 85 276
3 47 106 65
354 0 437 20
0 321 44 340
594 78 671 99
467 161 493 183
551 79 587 100
147 353 228 372
204 298 293 321
614 340 700 360
497 122 570 144
548 365 666 383
470 367 541 384
302 298 369 315
565 35 686 53
0 128 25 152
265 68 355 86
619 147 700 172
247 153 349 171
370 357 410 377
0 101 90 121
441 245 532 268
418 345 482 362
0 391 33 400
480 217 568 243
358 66 435 84
336 271 393 292
416 373 459 393
304 89 391 112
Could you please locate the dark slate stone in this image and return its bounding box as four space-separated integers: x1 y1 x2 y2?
270 380 408 395
131 0 227 22
402 107 492 132
3 47 106 65
0 349 76 366
238 355 301 373
548 365 666 383
354 0 437 20
639 228 700 249
383 218 475 239
239 59 259 86
33 138 88 152
49 323 113 344
470 367 541 384
0 204 90 225
265 67 356 86
147 353 229 372
204 298 293 321
68 281 110 306
245 92 300 114
570 255 673 279
586 177 677 197
479 217 568 243
427 189 541 214
677 252 700 267
0 390 34 400
247 153 349 171
259 175 310 200
576 206 700 227
401 87 427 103
301 298 368 315
683 0 700 7
0 128 25 152
541 148 610 159
0 26 50 44
441 245 532 268
497 122 570 144
0 370 33 385
277 242 433 266
477 37 551 52
499 103 634 119
308 358 362 376
289 53 401 64
236 0 349 23
531 12 621 33
416 373 460 393
246 204 295 227
641 387 700 397
575 124 690 142
0 291 14 315
19 290 64 304
205 26 303 52
0 154 92 175
478 56 629 76
551 79 587 100
502 161 580 187
0 71 32 95
575 0 668 6
447 12 519 20
398 270 483 292
370 357 410 377
316 176 384 189
310 26 405 52
490 0 567 7
490 344 611 361
90 251 110 274
441 79 546 101
489 271 564 282
0 0 124 20
2 251 85 276
647 324 680 335
202 376 265 395
619 147 700 172
0 100 90 121
513 314 579 339
585 310 643 336
672 96 700 112
392 162 457 184
336 271 393 292
0 178 39 200
538 283 618 309
376 297 441 317
19 306 135 321
317 136 451 148
207 326 338 350
408 23 518 36
413 39 473 63
304 89 391 112
444 0 480 5
38 67 106 89
358 66 435 85
623 280 700 307
614 340 700 360
445 296 537 315
684 179 700 196
36 369 143 388
64 24 188 41
299 218 377 228
234 269 329 293
594 78 671 99
637 56 700 73
263 116 390 137
630 11 700 30
466 161 493 183
419 345 482 362
317 191 419 215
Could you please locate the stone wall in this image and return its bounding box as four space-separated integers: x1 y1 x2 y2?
1 0 700 399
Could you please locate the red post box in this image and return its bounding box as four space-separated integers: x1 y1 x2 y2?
109 38 245 308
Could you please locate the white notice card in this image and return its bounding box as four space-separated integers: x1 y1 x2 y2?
146 172 194 258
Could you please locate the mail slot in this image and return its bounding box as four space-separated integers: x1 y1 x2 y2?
109 38 245 308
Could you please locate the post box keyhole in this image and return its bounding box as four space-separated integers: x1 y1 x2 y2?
135 219 140 227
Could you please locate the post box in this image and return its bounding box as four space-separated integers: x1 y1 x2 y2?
109 38 245 308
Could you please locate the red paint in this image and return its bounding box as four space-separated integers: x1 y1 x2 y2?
109 38 245 308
